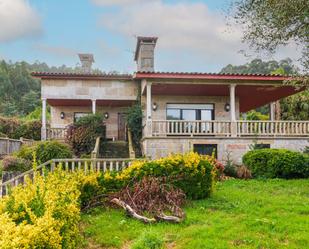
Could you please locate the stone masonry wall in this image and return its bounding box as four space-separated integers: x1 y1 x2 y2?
142 137 309 164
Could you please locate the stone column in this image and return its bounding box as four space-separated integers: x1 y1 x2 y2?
146 81 152 136
92 99 96 114
41 98 47 141
270 102 275 121
229 84 237 137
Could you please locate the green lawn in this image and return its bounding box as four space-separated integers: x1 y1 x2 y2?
81 179 309 249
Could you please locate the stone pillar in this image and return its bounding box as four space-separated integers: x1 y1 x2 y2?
146 82 152 120
270 102 275 121
41 98 47 141
92 99 96 114
146 81 152 137
229 84 237 137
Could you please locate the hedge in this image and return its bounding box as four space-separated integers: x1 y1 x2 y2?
100 152 220 200
15 140 73 164
243 148 309 179
0 116 41 140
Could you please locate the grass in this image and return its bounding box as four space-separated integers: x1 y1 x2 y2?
81 179 309 249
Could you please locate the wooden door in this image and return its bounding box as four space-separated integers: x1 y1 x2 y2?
118 113 127 141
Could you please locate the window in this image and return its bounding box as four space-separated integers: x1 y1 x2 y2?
194 144 217 158
166 104 214 121
74 112 91 123
255 144 271 149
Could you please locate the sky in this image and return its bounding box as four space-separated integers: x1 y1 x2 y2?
0 0 302 73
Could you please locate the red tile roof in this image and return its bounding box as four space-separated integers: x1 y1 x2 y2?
31 72 132 80
134 71 292 81
31 71 293 82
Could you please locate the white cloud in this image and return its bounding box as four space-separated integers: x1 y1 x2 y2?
95 0 301 72
91 0 153 6
34 44 78 58
0 0 42 42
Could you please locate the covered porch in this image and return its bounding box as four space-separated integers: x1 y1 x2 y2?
41 98 134 141
138 72 308 139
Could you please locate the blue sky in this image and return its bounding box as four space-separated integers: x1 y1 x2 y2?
0 0 299 73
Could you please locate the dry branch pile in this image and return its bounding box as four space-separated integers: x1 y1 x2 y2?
110 177 186 223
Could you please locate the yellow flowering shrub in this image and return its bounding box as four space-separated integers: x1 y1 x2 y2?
0 167 101 249
100 152 219 199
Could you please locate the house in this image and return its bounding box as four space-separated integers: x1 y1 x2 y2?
32 37 309 163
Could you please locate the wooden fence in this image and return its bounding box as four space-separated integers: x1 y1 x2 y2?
0 137 36 157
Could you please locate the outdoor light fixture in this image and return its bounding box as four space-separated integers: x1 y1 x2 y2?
224 103 230 112
104 112 109 119
152 102 158 111
60 112 65 119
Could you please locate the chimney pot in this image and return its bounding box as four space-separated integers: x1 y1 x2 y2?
78 53 94 73
134 36 158 72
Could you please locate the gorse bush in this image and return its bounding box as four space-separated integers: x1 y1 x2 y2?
15 140 73 164
0 116 41 140
101 152 219 199
0 165 102 249
66 114 106 156
243 148 309 179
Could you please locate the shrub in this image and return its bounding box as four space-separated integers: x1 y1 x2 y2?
0 116 41 140
243 148 309 179
236 165 252 179
246 110 269 120
132 231 164 249
66 114 106 156
101 152 218 200
15 140 73 164
0 166 102 248
1 155 31 172
126 104 143 156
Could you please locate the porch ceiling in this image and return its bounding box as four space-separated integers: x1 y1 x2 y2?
47 99 135 107
150 84 302 112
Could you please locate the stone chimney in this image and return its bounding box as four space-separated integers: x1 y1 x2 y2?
134 36 158 72
78 53 94 73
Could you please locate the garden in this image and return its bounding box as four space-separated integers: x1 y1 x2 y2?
0 142 308 248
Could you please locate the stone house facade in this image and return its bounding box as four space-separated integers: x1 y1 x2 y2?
32 37 309 163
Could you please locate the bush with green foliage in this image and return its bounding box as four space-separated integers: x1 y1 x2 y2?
126 104 143 156
66 114 106 156
243 148 309 179
15 140 73 164
0 116 41 140
101 152 219 200
1 156 32 172
0 165 102 248
132 231 164 249
245 110 269 120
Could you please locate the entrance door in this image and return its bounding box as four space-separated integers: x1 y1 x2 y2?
118 113 127 141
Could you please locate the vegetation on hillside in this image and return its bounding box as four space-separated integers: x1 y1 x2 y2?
0 60 103 117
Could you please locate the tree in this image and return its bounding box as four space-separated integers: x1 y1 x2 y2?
221 58 297 75
231 0 309 72
220 58 309 120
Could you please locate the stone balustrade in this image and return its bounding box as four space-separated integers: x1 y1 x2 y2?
147 120 309 138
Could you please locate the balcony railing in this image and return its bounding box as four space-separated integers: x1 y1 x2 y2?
46 128 67 140
148 120 309 138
